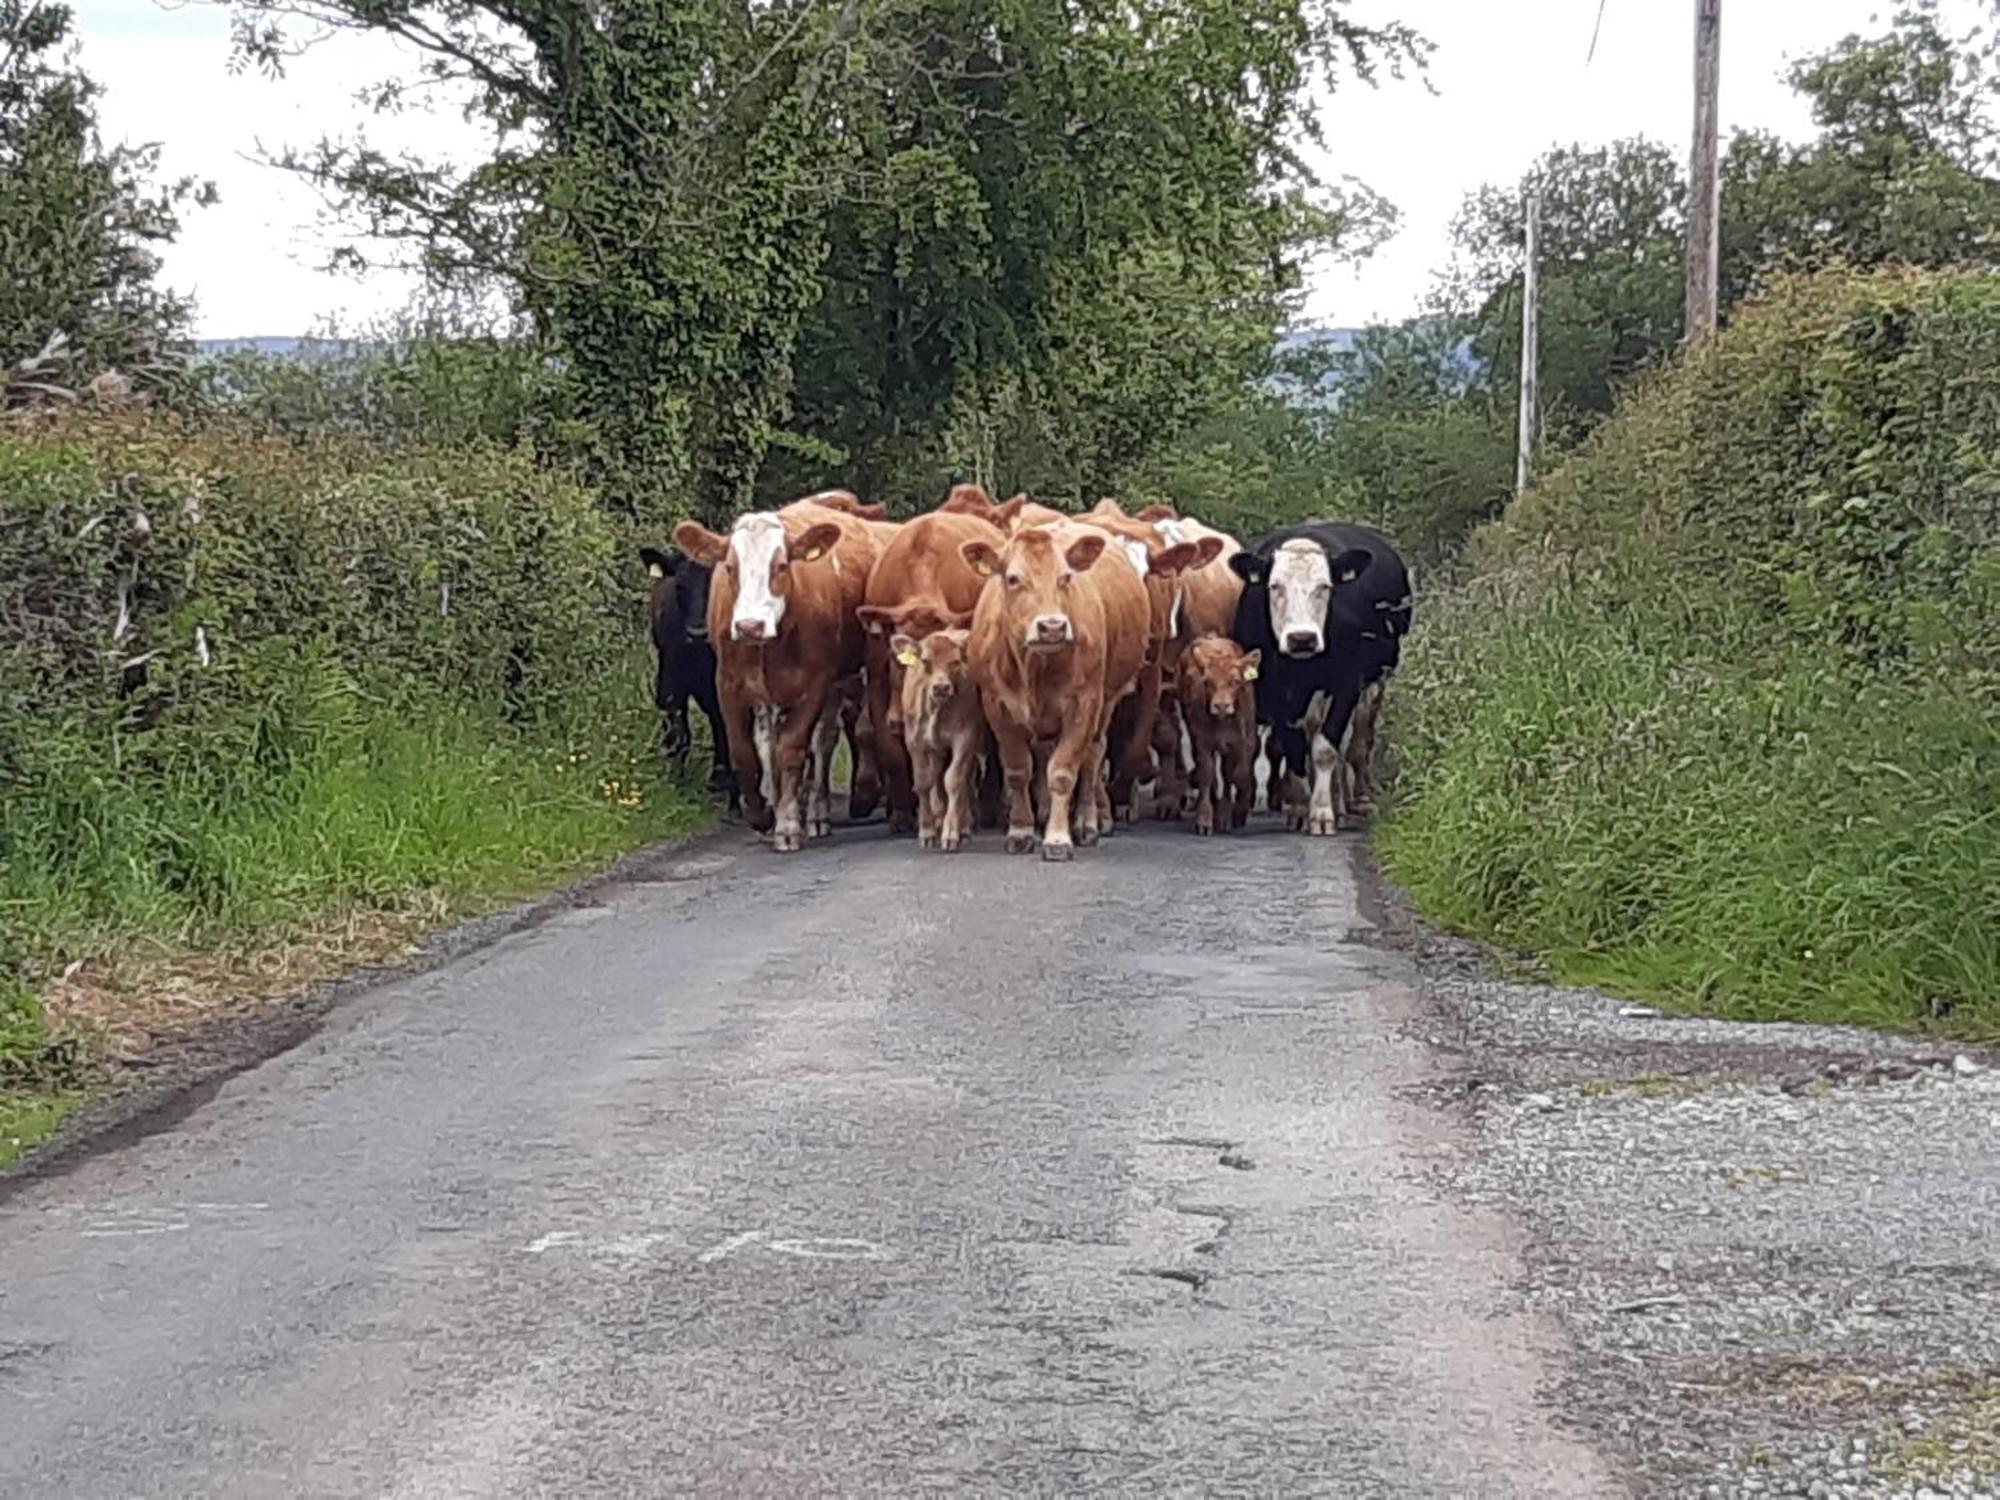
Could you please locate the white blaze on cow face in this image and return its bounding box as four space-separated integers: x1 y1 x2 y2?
1268 539 1332 658
726 513 790 643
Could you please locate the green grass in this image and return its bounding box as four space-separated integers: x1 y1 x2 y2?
0 701 712 1156
1381 584 1999 1037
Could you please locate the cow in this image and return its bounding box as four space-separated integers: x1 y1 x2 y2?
672 493 883 852
963 519 1150 861
1079 500 1218 823
637 545 738 813
854 504 995 832
1230 520 1413 836
1177 634 1261 836
888 627 987 852
1134 506 1247 820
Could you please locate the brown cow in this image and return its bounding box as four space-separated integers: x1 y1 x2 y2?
889 628 987 852
1133 504 1246 817
673 494 881 852
1178 634 1261 836
855 507 993 832
963 520 1149 861
1080 500 1218 823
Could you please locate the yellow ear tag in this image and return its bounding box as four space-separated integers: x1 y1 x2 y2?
798 546 826 563
648 563 665 578
896 649 919 667
1243 665 1259 681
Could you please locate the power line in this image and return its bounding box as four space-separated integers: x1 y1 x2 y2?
1587 0 1610 64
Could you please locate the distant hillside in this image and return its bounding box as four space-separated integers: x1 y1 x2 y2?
194 337 392 363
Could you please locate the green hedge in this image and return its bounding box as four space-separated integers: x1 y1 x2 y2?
1 417 697 1030
1382 268 1999 1033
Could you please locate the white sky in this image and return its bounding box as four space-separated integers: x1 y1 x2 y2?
71 0 1988 338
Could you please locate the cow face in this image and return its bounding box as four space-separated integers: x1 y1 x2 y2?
1232 540 1372 658
1179 635 1261 719
892 628 975 717
674 513 842 644
962 528 1108 652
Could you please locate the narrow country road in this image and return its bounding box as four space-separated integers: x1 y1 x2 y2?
0 821 1613 1496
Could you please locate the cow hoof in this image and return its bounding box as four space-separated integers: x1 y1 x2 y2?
747 809 777 835
1006 832 1038 855
807 818 832 839
771 830 804 853
1306 811 1338 837
919 831 940 850
1077 826 1101 849
940 835 964 853
1041 840 1075 863
1194 819 1213 837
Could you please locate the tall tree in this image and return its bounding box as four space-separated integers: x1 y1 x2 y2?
231 0 1420 521
0 0 209 402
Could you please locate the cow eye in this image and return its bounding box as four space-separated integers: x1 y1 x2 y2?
1005 573 1025 591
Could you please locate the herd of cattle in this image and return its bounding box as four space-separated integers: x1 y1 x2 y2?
639 486 1414 860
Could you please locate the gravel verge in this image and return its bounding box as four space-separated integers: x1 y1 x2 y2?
1363 863 2000 1499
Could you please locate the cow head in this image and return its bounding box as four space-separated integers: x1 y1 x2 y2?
1178 635 1261 720
1231 539 1372 658
673 512 842 644
891 627 975 719
962 527 1108 652
639 546 715 645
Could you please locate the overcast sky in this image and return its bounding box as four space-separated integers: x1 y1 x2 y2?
72 0 1988 338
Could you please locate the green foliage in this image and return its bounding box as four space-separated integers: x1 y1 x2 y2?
0 0 210 401
231 0 1420 522
1383 267 2000 1034
0 419 701 967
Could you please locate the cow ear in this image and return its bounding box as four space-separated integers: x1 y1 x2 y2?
791 522 843 563
940 483 993 516
1063 532 1108 573
1240 648 1261 682
889 633 920 666
1194 536 1227 569
673 522 728 567
639 546 678 579
1229 551 1267 586
990 496 1027 533
1330 547 1373 584
1134 503 1179 523
1150 541 1199 577
857 606 893 636
961 539 1003 577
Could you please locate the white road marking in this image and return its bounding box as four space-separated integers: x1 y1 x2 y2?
766 1237 893 1262
696 1230 767 1263
523 1230 584 1254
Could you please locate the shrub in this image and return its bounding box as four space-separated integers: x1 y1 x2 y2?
1 415 696 972
1382 267 2000 1034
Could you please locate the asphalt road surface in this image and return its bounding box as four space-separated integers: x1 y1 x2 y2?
3 820 1622 1496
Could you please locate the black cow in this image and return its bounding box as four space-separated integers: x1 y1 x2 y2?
638 545 738 811
1229 520 1413 835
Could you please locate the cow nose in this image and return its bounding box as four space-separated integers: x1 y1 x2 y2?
1283 630 1320 656
1212 698 1234 717
930 682 955 705
734 618 767 642
1032 615 1071 645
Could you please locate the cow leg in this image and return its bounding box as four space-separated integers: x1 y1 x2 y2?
869 644 917 836
845 677 882 822
660 694 692 764
1074 734 1107 849
1041 710 1099 863
940 740 978 852
1267 721 1310 831
724 696 774 834
1306 681 1362 837
1190 723 1217 837
911 739 943 850
1150 697 1186 820
1343 680 1383 816
995 723 1037 855
1226 729 1255 831
694 679 739 812
807 692 846 840
765 689 826 853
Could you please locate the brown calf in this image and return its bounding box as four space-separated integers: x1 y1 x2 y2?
673 494 881 852
963 521 1149 861
1178 634 1261 835
889 628 987 852
1134 505 1246 818
855 507 994 833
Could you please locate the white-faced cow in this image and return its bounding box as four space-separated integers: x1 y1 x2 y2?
1229 520 1413 835
673 495 883 852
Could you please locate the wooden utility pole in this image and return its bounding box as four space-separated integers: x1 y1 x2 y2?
1686 0 1722 340
1516 191 1541 494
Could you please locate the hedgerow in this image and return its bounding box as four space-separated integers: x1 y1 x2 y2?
0 415 699 1105
1381 267 1999 1034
